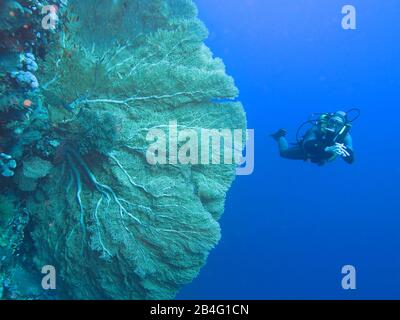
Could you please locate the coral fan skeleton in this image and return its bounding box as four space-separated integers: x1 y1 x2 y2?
0 0 246 299
62 146 142 258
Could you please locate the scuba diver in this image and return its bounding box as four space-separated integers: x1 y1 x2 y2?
270 109 360 166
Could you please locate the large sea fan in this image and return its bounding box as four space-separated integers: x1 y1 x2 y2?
28 0 247 299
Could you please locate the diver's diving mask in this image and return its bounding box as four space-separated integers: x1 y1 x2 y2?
326 116 345 133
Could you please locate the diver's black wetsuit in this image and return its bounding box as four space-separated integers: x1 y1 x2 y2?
278 126 354 165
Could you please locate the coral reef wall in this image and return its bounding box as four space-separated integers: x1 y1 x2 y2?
1 0 246 299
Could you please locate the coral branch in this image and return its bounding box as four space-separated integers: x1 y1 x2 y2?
66 153 86 235
109 152 175 199
68 148 143 226
94 196 112 258
80 91 207 107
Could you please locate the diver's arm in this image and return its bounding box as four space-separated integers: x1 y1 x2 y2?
342 134 355 164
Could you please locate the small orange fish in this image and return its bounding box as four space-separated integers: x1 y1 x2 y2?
23 99 33 108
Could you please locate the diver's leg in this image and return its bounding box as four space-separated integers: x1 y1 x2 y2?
279 143 306 160
271 129 306 160
277 136 289 153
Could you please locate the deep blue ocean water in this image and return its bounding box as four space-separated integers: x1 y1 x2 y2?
178 0 400 299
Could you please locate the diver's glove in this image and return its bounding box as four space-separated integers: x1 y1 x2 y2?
325 143 350 158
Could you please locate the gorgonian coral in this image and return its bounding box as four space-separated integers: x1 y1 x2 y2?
27 0 247 299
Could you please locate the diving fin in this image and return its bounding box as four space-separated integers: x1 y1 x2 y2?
270 128 287 141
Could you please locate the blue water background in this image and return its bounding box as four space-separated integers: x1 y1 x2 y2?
178 0 400 299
